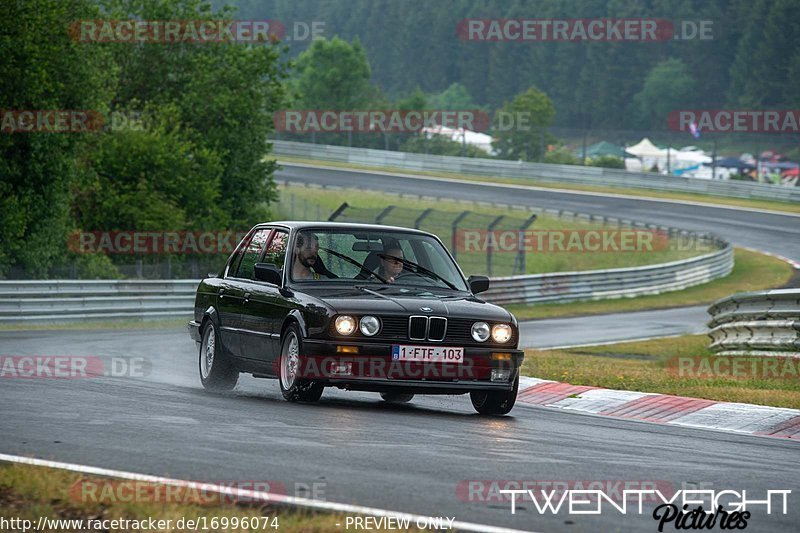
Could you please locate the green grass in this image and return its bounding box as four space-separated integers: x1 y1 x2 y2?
277 182 703 278
0 464 426 532
507 248 794 320
276 156 800 215
522 334 800 409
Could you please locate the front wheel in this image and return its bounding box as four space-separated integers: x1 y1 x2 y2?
199 321 238 391
470 375 519 415
279 324 324 403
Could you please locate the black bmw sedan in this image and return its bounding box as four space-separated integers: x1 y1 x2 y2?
188 221 524 415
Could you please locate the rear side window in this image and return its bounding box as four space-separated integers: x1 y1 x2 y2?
233 229 271 279
262 231 288 269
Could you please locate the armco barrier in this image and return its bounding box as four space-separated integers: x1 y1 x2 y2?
1 243 733 324
272 140 800 203
483 243 733 305
707 289 800 356
0 280 198 323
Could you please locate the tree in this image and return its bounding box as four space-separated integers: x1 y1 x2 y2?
93 0 289 229
0 0 114 277
427 83 477 110
632 58 696 130
293 37 373 109
491 87 555 162
73 105 223 232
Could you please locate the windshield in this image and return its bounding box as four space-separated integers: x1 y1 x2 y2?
289 229 469 291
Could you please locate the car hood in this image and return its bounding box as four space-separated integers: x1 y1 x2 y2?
299 285 513 322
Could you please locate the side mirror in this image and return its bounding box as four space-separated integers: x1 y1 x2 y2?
254 263 282 285
467 275 490 294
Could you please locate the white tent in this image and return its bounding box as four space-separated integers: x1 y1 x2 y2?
422 126 494 154
626 138 667 159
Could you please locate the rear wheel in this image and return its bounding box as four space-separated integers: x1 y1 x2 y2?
470 375 519 415
199 321 238 391
380 392 414 403
279 324 324 403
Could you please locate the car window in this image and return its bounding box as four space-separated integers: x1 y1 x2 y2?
233 229 271 279
290 228 468 291
262 231 288 270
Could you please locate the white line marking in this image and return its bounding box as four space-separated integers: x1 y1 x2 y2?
0 453 538 533
279 161 800 219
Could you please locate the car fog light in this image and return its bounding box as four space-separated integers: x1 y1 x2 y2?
360 315 380 336
491 324 512 343
330 362 353 376
471 321 490 342
335 315 356 335
491 369 511 382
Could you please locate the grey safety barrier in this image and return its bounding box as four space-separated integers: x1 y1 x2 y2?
0 280 198 323
483 243 733 305
272 140 800 203
707 289 800 356
1 240 733 323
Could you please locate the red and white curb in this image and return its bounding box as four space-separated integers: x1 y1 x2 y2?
517 377 800 439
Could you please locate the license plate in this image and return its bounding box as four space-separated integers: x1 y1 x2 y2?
392 345 464 363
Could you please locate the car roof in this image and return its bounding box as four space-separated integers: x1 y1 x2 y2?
256 221 435 237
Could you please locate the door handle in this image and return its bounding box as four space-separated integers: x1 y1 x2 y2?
243 292 251 303
219 288 225 299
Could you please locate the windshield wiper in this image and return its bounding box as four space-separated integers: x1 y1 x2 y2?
320 247 389 284
378 253 458 290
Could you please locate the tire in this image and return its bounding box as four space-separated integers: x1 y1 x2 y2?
380 392 414 403
279 324 324 403
470 374 519 415
199 321 238 391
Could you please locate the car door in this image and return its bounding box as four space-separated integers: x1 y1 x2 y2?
219 228 272 359
237 230 292 368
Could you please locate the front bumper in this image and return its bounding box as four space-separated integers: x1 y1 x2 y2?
188 320 201 342
300 339 523 392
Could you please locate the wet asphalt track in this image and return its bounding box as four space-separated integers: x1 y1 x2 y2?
2 166 799 532
1 327 799 532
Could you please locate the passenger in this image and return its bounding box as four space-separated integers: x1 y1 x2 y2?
375 247 404 283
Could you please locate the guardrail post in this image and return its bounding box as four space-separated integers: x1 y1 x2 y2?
486 215 505 276
450 211 471 260
513 213 538 276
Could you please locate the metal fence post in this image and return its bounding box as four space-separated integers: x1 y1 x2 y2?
486 215 505 276
414 208 434 229
451 211 471 260
375 206 395 224
514 213 538 275
328 202 349 221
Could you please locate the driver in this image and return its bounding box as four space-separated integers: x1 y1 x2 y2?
375 247 404 283
293 232 326 280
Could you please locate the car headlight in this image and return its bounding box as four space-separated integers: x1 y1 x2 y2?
491 324 512 343
335 315 356 335
359 315 380 336
471 321 490 342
